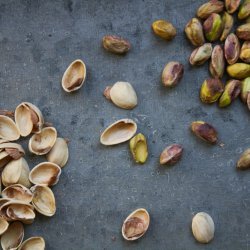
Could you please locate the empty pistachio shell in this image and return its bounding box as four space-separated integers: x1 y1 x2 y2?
185 18 205 46
224 33 240 65
100 119 137 146
197 0 224 19
19 237 45 250
129 133 148 164
104 82 138 109
240 41 250 63
0 151 12 169
192 212 215 244
152 20 176 41
220 12 234 41
61 59 86 92
122 208 150 241
0 142 25 161
225 0 241 13
237 149 250 169
0 110 14 119
191 121 218 144
236 23 250 40
162 62 184 87
219 80 241 108
160 144 183 165
209 45 225 79
0 217 8 236
0 115 20 141
238 0 250 19
102 35 130 54
200 78 224 103
227 63 250 79
189 43 212 66
241 77 250 103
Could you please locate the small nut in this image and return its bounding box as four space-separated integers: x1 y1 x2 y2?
200 78 224 104
238 0 250 19
152 20 176 41
192 212 215 244
225 0 241 14
102 35 130 54
185 18 205 46
219 80 241 108
209 45 225 79
240 41 250 63
246 16 250 23
241 77 250 103
224 33 240 65
197 0 224 19
237 148 250 170
236 23 250 40
162 61 184 87
189 43 212 66
227 63 250 79
220 12 234 41
159 144 183 165
191 121 218 144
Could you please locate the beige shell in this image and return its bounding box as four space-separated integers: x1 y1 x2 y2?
19 237 45 250
0 142 25 160
122 208 150 241
0 217 9 235
0 115 20 141
29 127 57 155
31 185 56 217
62 59 86 92
46 138 69 167
0 151 12 169
2 158 31 188
100 119 137 145
29 162 61 186
15 102 44 137
1 221 24 250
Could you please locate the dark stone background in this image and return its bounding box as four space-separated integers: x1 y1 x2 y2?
0 0 250 249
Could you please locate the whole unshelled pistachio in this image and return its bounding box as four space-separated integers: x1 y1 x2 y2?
102 35 130 54
236 23 250 40
238 0 250 19
224 33 240 65
152 20 176 41
240 41 250 63
197 0 224 19
189 43 212 66
241 77 250 103
159 144 183 165
237 149 250 169
227 63 250 79
225 0 241 14
220 12 234 41
162 61 184 87
185 18 205 46
209 45 225 78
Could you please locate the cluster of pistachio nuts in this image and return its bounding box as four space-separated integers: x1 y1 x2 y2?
0 103 69 249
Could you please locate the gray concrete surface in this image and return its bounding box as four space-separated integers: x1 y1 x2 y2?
0 0 250 249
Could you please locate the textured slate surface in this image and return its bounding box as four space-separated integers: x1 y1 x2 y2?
0 0 250 249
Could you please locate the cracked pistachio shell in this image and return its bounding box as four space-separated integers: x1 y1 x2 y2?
240 41 250 63
160 144 183 165
241 77 250 102
220 12 234 41
225 0 241 13
191 121 218 144
162 61 184 87
236 23 250 40
224 33 240 65
219 80 241 107
200 78 224 103
19 237 45 250
237 149 250 169
238 0 250 19
185 18 205 46
0 142 25 161
0 115 20 141
209 45 225 78
152 20 176 41
0 217 8 236
227 63 250 79
192 212 215 244
203 13 223 42
102 35 130 54
197 0 224 19
189 43 212 65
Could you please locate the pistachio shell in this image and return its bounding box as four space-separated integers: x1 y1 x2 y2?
0 151 12 169
0 115 20 141
160 144 183 165
224 33 240 65
240 41 250 63
0 217 8 235
227 63 250 79
197 0 224 19
237 148 250 169
185 18 205 46
220 12 234 41
0 143 25 160
19 237 45 250
225 0 241 13
152 20 176 41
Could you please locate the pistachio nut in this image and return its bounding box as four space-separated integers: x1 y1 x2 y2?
200 78 224 103
209 45 225 79
241 77 250 103
159 144 183 165
189 43 212 66
236 23 250 40
203 13 223 42
238 0 250 19
227 63 250 79
192 212 215 244
162 61 184 87
129 133 148 164
197 0 224 19
225 0 241 13
237 149 250 169
191 121 218 144
246 16 250 23
152 20 176 41
219 80 241 107
224 33 240 65
220 12 234 41
240 41 250 63
185 18 205 46
102 35 130 54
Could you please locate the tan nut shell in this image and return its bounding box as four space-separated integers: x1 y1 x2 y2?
0 142 25 161
19 237 45 250
0 151 12 169
0 115 20 141
0 217 8 236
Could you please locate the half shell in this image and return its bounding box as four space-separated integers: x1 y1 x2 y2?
0 217 8 235
62 59 86 92
100 119 137 145
0 115 20 141
29 127 57 155
0 142 25 160
19 237 45 250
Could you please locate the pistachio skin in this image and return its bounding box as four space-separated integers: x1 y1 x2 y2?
189 43 212 66
224 33 240 65
152 20 176 41
102 35 130 54
197 0 224 19
238 0 250 20
185 18 205 46
225 0 241 14
159 144 183 165
209 45 225 79
220 12 234 41
237 149 250 170
227 63 250 79
240 41 250 63
162 62 184 87
236 23 250 40
241 77 250 103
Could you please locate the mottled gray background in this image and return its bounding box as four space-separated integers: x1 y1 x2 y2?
0 0 250 249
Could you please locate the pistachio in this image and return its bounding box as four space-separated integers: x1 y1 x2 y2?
225 0 241 13
203 13 223 42
129 133 148 164
227 63 250 79
209 45 225 78
246 16 250 23
200 78 224 103
189 43 212 66
159 144 183 165
191 121 218 144
197 0 224 19
236 23 250 40
219 80 241 107
238 0 250 19
162 61 184 87
192 212 215 244
220 12 234 41
152 20 176 41
237 149 250 169
224 33 240 65
185 18 205 46
102 35 130 54
241 77 250 103
240 41 250 63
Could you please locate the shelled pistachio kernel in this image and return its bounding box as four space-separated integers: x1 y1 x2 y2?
152 20 176 41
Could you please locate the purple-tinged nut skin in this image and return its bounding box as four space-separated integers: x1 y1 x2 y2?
209 45 225 78
225 0 241 14
238 0 250 20
189 43 212 66
240 41 250 63
185 18 205 46
197 0 224 19
162 62 184 87
236 23 250 41
102 35 131 54
220 12 234 41
160 144 183 165
224 33 240 65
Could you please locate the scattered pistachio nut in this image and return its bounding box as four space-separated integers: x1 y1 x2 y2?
227 63 250 79
225 0 241 13
238 0 250 19
237 148 250 169
224 33 240 65
241 77 250 103
159 144 183 165
236 23 250 40
162 61 184 87
209 45 224 79
220 12 234 41
189 43 212 66
102 35 130 54
240 41 250 63
196 0 224 19
152 20 176 41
